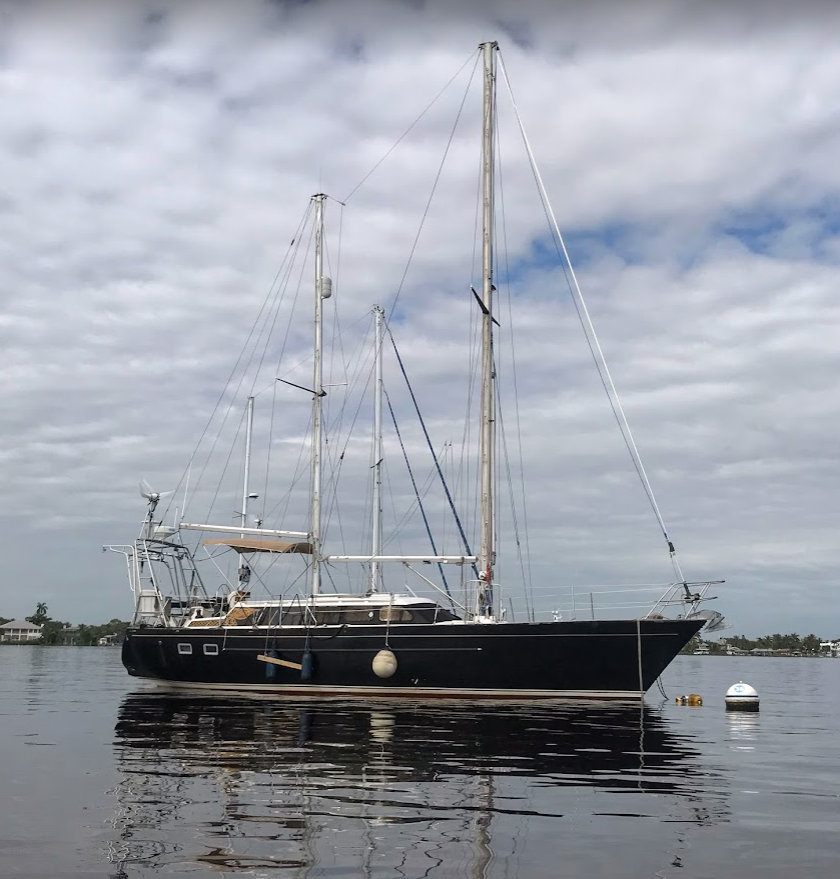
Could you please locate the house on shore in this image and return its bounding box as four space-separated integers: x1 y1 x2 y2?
58 627 80 646
0 619 43 642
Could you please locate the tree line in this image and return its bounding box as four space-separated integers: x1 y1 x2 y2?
681 632 829 655
0 604 129 646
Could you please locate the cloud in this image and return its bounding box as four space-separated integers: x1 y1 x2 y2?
0 0 838 636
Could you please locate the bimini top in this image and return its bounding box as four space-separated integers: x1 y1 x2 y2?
202 537 313 554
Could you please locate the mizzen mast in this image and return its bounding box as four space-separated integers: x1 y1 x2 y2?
370 305 385 593
478 40 498 616
239 394 255 588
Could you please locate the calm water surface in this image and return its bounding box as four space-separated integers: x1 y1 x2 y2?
1 646 839 877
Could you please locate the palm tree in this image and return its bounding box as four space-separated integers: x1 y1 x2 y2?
28 602 49 625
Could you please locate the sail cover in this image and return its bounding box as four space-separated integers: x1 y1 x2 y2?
202 537 313 554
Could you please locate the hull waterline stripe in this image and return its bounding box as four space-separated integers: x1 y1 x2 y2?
142 679 644 701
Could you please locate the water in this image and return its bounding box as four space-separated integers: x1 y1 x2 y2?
1 647 839 877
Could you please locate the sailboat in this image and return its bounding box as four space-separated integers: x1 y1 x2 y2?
108 42 720 699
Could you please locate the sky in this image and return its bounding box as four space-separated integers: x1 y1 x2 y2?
1 0 839 636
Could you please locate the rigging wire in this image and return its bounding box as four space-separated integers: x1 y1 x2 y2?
261 204 317 526
383 386 454 600
323 378 375 593
381 456 408 580
262 412 312 525
261 303 376 590
386 52 481 321
324 204 349 453
438 441 454 557
321 209 341 451
319 209 368 593
343 48 480 203
387 327 479 580
497 48 686 586
383 449 447 547
273 309 374 387
495 375 529 621
245 211 315 402
495 114 536 622
202 207 315 533
159 200 313 532
179 227 310 575
447 127 486 563
262 300 378 590
320 317 376 545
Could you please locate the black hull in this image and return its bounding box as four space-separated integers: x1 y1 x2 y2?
122 617 702 699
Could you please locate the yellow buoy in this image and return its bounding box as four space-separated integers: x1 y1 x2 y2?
372 648 397 679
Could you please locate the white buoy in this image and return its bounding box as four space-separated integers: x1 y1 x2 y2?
725 681 759 712
372 648 398 679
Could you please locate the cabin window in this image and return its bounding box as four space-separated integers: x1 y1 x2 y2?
253 607 290 626
344 609 377 623
203 643 219 656
379 607 413 622
433 607 460 622
315 611 341 625
177 643 192 655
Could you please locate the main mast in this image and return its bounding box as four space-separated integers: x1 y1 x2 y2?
311 194 327 596
478 40 497 616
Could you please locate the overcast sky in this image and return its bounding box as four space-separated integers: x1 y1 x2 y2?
1 0 839 636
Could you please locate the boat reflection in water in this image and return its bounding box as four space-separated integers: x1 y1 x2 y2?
110 694 729 876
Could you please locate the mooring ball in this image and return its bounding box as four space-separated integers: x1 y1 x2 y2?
725 681 759 711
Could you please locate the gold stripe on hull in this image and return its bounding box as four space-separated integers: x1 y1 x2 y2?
143 679 644 701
